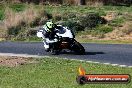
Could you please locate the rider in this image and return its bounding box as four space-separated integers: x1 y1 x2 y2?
42 20 59 52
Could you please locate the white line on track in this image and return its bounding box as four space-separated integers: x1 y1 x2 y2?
111 64 119 66
0 53 132 68
128 66 132 68
103 63 111 65
0 53 43 58
119 65 127 67
86 61 93 63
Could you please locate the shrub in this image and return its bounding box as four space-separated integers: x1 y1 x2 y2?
53 14 62 21
121 21 132 35
78 13 107 30
61 20 84 33
109 18 125 27
61 12 77 21
0 10 4 20
7 25 21 35
55 12 107 34
95 25 113 33
82 25 113 38
13 29 41 41
0 5 4 20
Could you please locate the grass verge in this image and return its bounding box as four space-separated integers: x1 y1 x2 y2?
0 38 5 41
0 4 132 44
0 57 131 88
76 38 132 44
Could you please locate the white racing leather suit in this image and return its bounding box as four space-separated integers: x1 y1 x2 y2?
42 25 58 51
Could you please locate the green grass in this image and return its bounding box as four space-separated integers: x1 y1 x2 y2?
0 4 132 21
0 10 4 20
0 3 26 20
24 5 132 44
0 4 132 43
9 3 26 12
0 4 5 20
12 36 42 42
76 38 132 44
44 5 132 16
109 17 125 27
0 57 132 88
0 38 5 41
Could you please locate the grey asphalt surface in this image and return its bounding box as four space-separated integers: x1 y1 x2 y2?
0 41 132 66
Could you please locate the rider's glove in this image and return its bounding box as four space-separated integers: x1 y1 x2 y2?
54 38 58 42
46 38 58 43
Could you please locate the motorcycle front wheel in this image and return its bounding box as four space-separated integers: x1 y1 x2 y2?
49 43 61 55
50 49 60 55
71 40 85 55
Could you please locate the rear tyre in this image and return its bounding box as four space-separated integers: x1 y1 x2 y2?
71 41 85 55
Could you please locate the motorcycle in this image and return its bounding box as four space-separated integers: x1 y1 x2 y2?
37 25 85 55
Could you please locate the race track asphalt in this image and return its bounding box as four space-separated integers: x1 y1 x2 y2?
0 41 132 66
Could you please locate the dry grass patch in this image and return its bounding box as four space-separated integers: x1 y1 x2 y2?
0 4 47 39
0 56 38 67
105 21 132 40
101 11 119 21
86 1 103 7
4 5 44 29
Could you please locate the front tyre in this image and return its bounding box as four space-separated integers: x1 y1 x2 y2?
71 41 85 55
50 49 60 55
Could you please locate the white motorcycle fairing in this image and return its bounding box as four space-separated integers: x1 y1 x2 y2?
37 25 74 51
56 27 74 38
